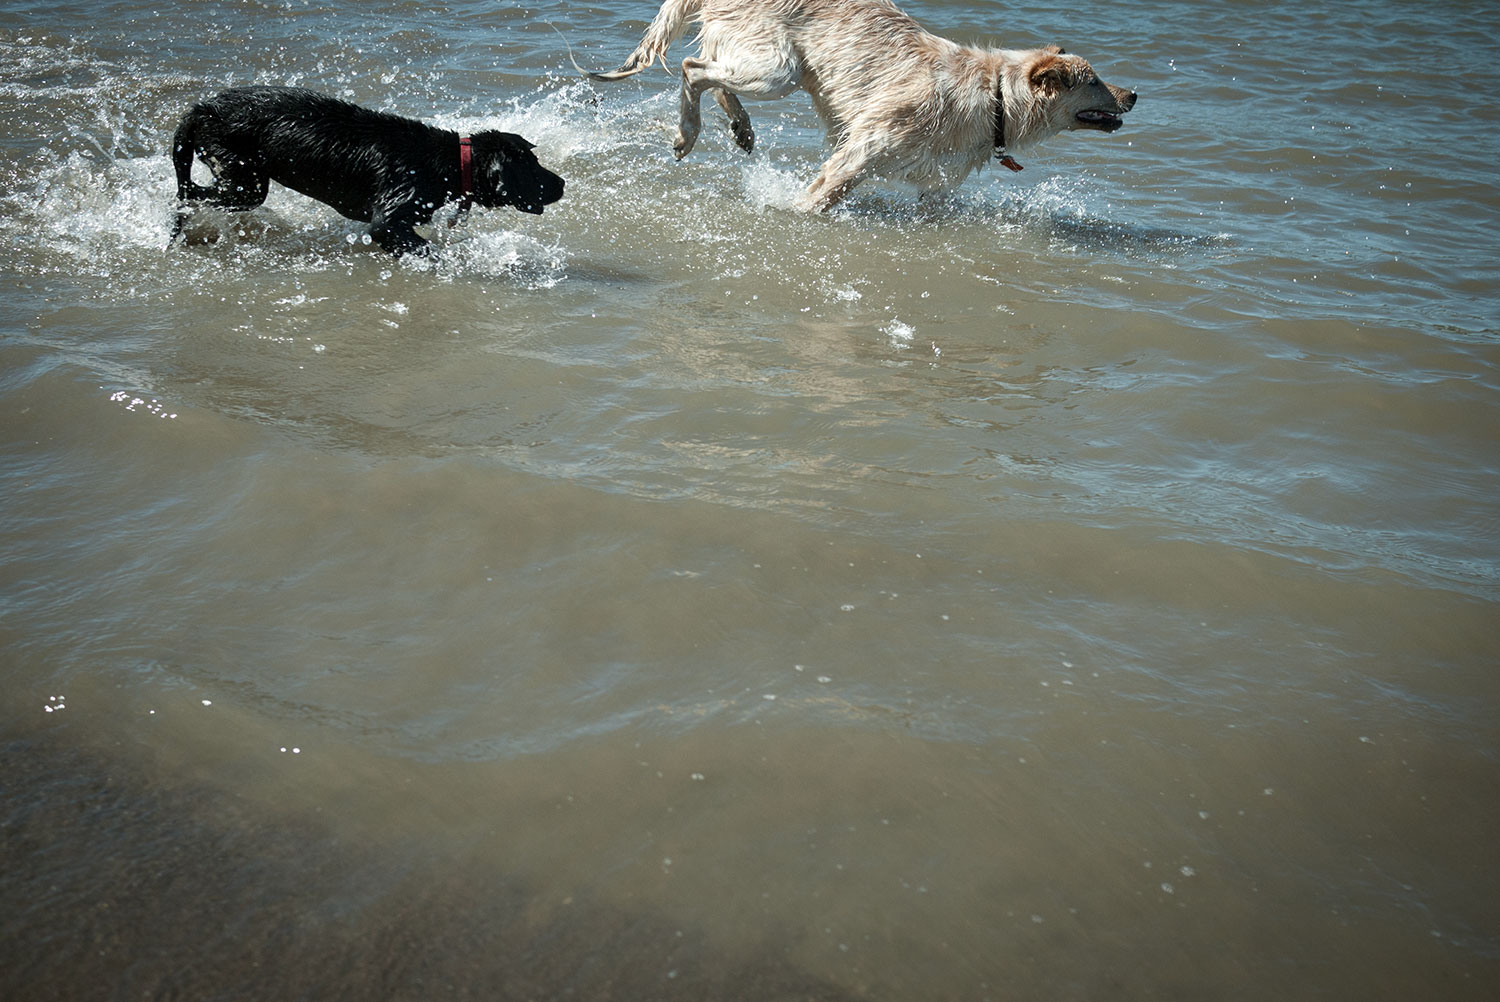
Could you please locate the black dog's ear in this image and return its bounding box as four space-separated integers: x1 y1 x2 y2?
473 130 536 155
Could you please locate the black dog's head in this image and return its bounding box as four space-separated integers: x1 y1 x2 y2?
471 132 564 215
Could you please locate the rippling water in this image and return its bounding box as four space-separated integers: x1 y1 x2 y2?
3 1 1498 998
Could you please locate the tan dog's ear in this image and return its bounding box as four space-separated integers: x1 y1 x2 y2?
1042 44 1065 55
1029 54 1082 95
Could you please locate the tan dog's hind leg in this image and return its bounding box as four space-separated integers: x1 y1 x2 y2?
713 90 755 152
675 52 801 159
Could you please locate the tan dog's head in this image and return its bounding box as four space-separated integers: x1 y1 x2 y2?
1025 49 1136 134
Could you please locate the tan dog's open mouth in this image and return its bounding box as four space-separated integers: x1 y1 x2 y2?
1077 83 1136 132
1076 109 1124 131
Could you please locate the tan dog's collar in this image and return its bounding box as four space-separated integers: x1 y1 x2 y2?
993 78 1023 171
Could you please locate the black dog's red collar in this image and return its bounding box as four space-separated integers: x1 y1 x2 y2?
458 136 474 209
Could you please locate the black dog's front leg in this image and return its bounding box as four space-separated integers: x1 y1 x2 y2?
370 220 430 256
369 198 432 257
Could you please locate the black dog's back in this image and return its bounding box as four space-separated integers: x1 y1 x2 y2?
171 86 564 255
176 88 447 221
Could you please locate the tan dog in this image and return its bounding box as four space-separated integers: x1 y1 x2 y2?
587 0 1137 211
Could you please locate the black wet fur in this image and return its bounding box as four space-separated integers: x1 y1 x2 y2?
169 86 565 256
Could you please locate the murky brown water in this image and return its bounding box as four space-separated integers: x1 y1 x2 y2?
3 1 1498 998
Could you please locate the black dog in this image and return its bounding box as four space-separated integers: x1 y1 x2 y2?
170 86 564 256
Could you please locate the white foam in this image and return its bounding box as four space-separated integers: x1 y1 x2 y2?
884 320 916 349
432 227 569 287
739 159 806 212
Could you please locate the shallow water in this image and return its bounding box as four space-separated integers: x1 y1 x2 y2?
3 1 1499 999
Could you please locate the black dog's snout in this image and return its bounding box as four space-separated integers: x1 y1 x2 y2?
514 169 564 214
543 172 565 203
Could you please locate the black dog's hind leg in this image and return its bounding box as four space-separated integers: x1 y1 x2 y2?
169 115 209 243
169 112 269 243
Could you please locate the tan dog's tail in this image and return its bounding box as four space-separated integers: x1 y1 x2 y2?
583 0 700 80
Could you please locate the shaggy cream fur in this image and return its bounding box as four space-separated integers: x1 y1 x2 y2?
589 0 1137 210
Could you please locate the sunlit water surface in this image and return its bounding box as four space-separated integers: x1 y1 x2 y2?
2 1 1498 999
